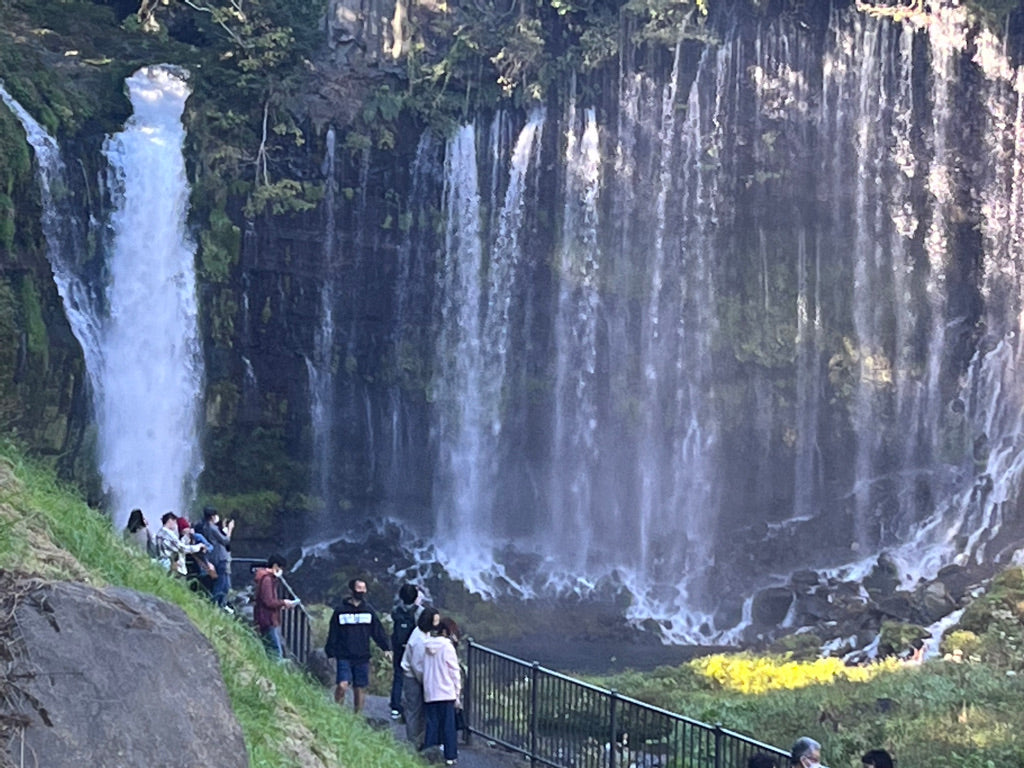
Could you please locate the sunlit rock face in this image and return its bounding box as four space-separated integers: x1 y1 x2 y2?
223 5 1024 642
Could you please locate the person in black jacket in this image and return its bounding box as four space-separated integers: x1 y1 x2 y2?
389 583 423 719
324 578 391 713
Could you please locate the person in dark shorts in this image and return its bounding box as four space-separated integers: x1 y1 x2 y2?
324 578 391 713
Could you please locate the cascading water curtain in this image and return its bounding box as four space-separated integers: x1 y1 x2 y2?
99 65 204 528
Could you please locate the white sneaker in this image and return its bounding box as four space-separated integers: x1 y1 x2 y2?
390 710 401 720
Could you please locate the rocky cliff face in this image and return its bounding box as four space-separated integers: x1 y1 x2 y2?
1 573 248 768
0 105 92 482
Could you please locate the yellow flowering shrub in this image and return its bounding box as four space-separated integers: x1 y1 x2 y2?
691 652 900 694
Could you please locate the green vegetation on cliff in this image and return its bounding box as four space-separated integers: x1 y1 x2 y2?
0 439 424 768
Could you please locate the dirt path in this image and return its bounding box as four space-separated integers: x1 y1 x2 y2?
360 693 524 768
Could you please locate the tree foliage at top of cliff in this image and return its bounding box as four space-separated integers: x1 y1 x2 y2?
137 0 327 216
402 0 715 116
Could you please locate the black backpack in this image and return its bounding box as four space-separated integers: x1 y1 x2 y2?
391 605 417 651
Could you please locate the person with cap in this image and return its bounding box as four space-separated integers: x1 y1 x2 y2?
324 578 392 713
195 506 234 607
177 516 215 585
790 737 826 768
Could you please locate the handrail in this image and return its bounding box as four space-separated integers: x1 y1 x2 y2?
233 557 312 663
465 639 790 768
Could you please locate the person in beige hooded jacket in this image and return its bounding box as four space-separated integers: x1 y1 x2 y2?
421 617 461 765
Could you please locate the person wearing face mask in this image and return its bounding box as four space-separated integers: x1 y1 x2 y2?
790 737 827 768
324 578 392 713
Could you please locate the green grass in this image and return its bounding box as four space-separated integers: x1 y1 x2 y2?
587 652 1024 767
0 440 424 768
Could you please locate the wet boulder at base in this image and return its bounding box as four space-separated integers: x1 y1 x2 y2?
2 575 248 768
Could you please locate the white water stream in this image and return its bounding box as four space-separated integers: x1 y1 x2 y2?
3 66 203 529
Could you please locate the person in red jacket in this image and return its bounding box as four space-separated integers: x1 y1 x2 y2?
253 554 298 658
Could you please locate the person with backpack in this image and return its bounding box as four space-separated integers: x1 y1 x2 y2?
389 583 423 719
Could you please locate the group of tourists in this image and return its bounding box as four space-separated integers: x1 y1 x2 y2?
119 518 899 768
322 578 463 766
748 737 893 768
122 506 235 608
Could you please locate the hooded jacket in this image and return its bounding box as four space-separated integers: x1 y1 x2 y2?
253 567 286 632
422 633 461 704
401 626 429 680
324 596 390 662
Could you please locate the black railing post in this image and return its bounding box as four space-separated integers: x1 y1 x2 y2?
714 722 724 768
465 638 474 746
609 689 619 768
530 661 540 766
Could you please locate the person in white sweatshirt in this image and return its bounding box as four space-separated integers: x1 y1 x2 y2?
400 606 439 746
421 617 461 765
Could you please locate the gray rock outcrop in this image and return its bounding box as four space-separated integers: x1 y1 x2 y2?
2 575 248 768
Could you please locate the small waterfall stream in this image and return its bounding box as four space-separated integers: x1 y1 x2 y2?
310 126 338 508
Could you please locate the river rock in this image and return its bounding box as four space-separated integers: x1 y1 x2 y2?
936 563 972 602
3 577 248 768
915 581 955 624
751 587 794 626
790 570 822 588
862 553 900 597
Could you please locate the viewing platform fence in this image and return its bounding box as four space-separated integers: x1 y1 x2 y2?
464 640 789 768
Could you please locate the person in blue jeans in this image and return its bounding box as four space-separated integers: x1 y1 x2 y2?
422 617 461 765
195 507 234 608
253 555 298 659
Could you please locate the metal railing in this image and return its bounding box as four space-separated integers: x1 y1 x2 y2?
233 558 312 664
465 641 789 768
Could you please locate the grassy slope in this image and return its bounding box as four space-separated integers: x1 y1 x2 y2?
0 439 423 768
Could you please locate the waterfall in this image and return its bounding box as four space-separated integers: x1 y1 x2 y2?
434 124 488 562
3 67 202 529
387 131 439 507
550 104 602 568
310 126 338 509
433 117 544 592
99 66 203 528
0 85 104 402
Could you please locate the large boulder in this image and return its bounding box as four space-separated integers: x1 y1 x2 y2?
2 575 248 768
